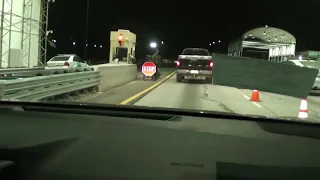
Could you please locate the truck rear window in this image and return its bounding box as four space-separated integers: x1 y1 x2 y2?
182 49 209 56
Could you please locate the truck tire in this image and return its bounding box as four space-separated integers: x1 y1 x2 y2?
176 73 183 82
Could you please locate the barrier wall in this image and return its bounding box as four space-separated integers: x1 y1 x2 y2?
212 54 318 98
93 64 137 91
136 62 176 71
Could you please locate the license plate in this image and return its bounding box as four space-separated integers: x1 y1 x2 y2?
190 70 199 74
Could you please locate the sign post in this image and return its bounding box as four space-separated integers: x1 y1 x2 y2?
142 62 157 78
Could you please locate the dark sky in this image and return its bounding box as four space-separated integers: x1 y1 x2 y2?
48 0 320 61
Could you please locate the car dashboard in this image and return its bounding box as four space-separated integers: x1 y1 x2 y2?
0 101 320 180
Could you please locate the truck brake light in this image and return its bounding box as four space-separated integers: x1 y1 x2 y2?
209 61 213 68
176 60 180 67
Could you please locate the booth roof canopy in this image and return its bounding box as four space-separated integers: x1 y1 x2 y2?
243 27 296 44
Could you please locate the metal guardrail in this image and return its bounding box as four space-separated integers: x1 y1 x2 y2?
0 67 45 73
0 66 95 77
0 70 101 100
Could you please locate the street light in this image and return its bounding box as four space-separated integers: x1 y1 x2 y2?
150 42 157 48
46 30 53 36
161 41 164 44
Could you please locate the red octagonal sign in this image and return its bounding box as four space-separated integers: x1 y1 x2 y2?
142 62 156 76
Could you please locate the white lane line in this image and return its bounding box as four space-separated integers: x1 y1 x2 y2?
252 102 262 108
243 95 250 100
243 94 261 108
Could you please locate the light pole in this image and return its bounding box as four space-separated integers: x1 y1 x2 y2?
84 0 90 62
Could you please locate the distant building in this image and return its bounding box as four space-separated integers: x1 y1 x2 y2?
228 26 296 61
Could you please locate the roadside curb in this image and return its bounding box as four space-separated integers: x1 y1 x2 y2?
120 71 176 105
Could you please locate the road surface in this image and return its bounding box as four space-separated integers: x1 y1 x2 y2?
134 75 320 121
77 68 176 105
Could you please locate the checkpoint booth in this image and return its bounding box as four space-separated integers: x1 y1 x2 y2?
228 26 296 62
109 29 136 64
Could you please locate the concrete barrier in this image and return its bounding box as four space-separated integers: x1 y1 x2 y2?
92 64 137 91
212 54 318 98
136 62 176 71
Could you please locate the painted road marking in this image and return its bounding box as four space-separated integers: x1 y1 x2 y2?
243 94 261 108
120 71 176 105
252 101 262 108
243 95 250 100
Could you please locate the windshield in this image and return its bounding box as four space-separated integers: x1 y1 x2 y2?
49 56 70 61
1 0 320 125
300 61 320 69
182 49 210 56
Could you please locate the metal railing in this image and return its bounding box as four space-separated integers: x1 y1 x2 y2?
0 70 101 100
0 67 45 73
0 66 95 77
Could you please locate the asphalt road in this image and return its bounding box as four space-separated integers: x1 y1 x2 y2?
77 68 176 105
135 75 320 122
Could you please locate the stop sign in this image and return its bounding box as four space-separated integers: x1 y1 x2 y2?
142 62 156 76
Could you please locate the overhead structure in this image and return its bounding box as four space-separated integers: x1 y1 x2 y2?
0 0 51 68
228 26 296 61
109 29 136 64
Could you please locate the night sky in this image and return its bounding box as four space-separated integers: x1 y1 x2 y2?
48 0 320 62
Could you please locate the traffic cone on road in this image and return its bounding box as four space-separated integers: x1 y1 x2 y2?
298 99 308 119
250 90 261 102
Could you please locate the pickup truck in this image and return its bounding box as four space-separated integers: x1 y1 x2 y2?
176 48 213 83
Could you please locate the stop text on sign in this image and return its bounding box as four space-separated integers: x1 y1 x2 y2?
142 66 156 72
142 62 156 76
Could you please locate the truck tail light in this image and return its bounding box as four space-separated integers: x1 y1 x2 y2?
209 61 214 68
176 60 180 67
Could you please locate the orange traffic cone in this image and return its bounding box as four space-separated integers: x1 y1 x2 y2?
298 99 308 119
250 90 261 102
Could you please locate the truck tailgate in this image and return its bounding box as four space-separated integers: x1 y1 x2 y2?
178 56 213 70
